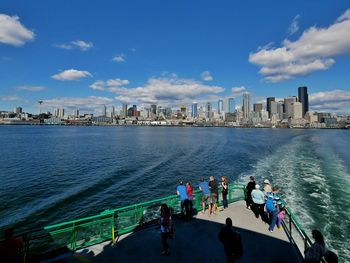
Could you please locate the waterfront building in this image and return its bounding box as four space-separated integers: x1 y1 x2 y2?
14 107 22 114
224 98 235 113
218 99 223 114
291 102 303 119
192 102 198 118
206 102 212 119
298 86 309 118
305 112 318 123
317 112 332 123
277 101 284 120
261 109 269 122
253 103 263 113
103 105 107 117
266 97 275 118
284 96 297 118
243 92 250 119
180 106 187 116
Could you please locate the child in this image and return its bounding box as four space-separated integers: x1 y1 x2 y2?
277 203 286 229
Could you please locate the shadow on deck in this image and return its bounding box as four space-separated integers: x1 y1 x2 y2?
67 201 302 263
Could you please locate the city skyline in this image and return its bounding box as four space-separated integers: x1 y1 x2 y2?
1 1 350 115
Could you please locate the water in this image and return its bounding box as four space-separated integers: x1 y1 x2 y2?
0 126 349 261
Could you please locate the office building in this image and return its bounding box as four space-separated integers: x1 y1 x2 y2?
206 102 212 119
218 99 223 114
277 101 284 120
243 92 250 119
103 105 107 117
284 96 297 118
122 104 128 118
74 109 80 118
253 103 263 113
111 106 115 118
224 98 235 113
291 102 303 119
266 97 275 117
14 107 22 114
150 104 157 115
298 86 309 118
192 102 198 118
270 101 278 118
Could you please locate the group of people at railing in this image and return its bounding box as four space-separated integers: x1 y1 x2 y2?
245 176 338 263
245 176 286 232
176 176 229 219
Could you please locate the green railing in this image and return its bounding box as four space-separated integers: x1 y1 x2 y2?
18 184 245 260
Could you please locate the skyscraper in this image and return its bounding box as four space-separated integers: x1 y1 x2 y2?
122 103 128 118
206 102 212 119
224 98 235 113
111 106 115 118
284 96 297 118
192 102 198 118
103 105 107 117
266 97 275 118
291 102 303 119
243 92 250 119
218 99 223 114
253 103 262 113
298 86 309 118
150 104 157 115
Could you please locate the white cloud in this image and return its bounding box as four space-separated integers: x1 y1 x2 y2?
201 71 213 81
54 40 93 51
44 96 114 112
309 89 350 113
232 86 246 93
90 78 129 91
288 15 300 36
52 69 92 81
109 76 224 105
0 95 22 101
0 14 35 46
112 54 126 62
16 86 47 92
249 9 350 82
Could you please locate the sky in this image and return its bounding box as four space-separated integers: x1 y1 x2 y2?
1 0 350 115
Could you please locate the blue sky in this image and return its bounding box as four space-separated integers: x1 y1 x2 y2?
1 0 350 114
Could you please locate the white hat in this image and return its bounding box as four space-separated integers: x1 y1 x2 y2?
255 184 260 189
264 179 270 184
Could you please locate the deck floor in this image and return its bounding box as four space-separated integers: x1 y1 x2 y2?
68 201 302 263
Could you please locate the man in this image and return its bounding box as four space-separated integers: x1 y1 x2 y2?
199 177 211 215
209 176 218 215
245 176 256 209
218 217 243 263
176 180 188 214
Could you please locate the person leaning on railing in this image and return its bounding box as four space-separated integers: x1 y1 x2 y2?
304 230 326 263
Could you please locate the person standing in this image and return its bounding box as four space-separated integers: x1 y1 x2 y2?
176 180 188 214
263 179 272 194
304 230 326 263
218 217 243 263
199 177 211 215
221 176 229 209
209 176 218 215
251 184 265 219
245 176 256 209
159 204 172 255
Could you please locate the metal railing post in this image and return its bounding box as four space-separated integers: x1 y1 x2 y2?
289 213 292 237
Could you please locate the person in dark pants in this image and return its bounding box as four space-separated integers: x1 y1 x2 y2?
221 176 229 209
218 217 243 263
245 176 256 209
159 204 172 255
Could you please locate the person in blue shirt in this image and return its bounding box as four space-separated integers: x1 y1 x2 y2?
176 180 188 213
198 177 211 215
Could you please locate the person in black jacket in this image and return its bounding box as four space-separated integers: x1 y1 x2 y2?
218 217 243 263
245 176 256 209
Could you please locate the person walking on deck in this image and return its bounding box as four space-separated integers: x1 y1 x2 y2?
218 217 243 263
199 177 211 215
209 176 218 215
159 204 172 255
221 176 229 209
176 180 188 214
245 176 256 209
251 184 265 220
304 230 326 263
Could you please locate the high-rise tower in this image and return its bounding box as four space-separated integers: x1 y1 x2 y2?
243 92 250 119
298 86 309 118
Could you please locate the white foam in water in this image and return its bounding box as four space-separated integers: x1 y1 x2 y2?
240 134 350 261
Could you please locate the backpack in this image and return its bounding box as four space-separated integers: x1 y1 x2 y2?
266 194 275 212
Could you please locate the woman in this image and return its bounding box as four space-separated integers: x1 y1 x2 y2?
263 179 272 194
159 204 172 255
186 181 194 211
221 176 229 209
304 229 326 263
